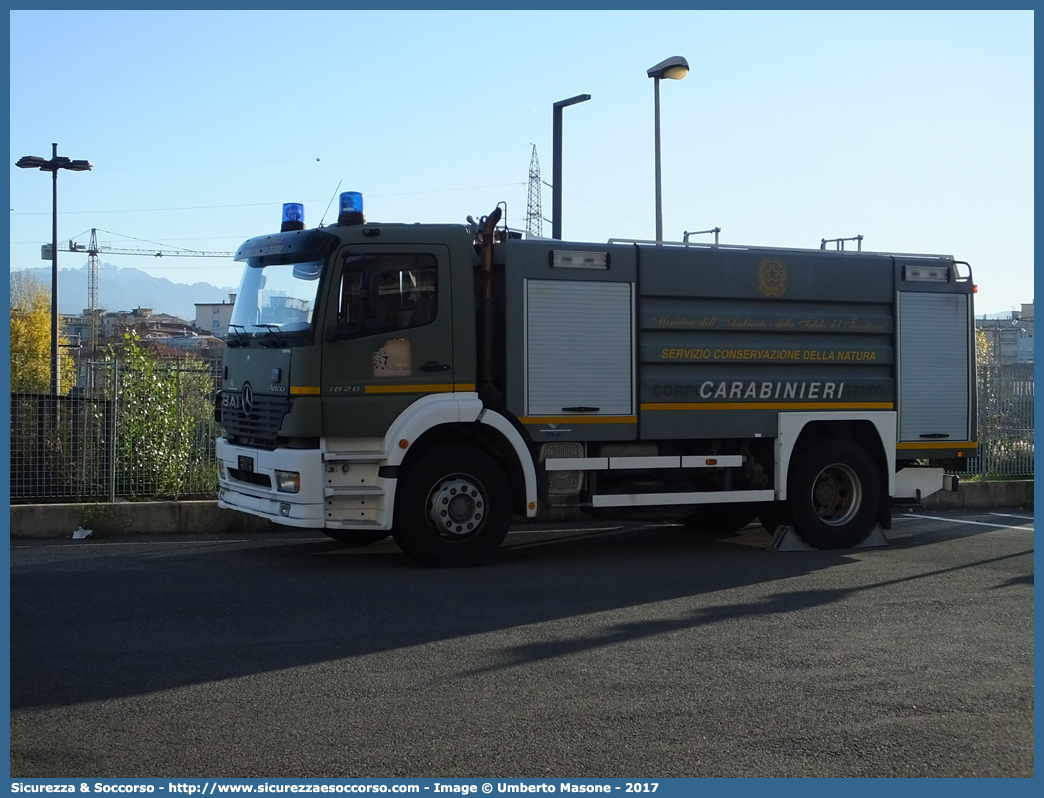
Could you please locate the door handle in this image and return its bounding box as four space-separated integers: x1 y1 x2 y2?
562 406 600 412
420 361 450 371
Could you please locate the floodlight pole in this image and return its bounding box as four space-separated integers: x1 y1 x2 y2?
647 56 689 244
552 94 591 240
16 143 93 395
652 77 663 243
49 144 59 395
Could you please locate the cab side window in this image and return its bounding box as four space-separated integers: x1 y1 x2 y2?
338 253 438 336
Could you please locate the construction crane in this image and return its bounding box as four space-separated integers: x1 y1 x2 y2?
43 228 234 350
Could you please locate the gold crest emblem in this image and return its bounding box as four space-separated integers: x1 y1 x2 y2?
757 257 787 297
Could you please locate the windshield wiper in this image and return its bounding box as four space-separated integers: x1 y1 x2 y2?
258 324 285 348
227 324 248 347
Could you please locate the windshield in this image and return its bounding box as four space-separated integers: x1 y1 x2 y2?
228 257 325 337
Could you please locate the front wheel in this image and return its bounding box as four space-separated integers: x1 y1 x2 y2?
392 445 512 567
787 439 880 549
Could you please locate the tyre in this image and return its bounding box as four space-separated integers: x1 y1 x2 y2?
680 503 758 535
787 439 880 549
322 530 390 547
392 445 512 567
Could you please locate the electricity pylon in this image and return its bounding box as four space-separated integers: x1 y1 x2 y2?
525 144 543 238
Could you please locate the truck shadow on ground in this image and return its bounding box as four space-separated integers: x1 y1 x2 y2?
472 531 1031 674
10 521 1030 709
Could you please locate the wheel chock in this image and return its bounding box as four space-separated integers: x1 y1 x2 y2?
767 523 889 552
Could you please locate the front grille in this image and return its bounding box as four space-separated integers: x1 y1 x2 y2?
221 394 292 448
228 468 272 488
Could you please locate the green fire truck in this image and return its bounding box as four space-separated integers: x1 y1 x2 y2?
215 193 974 566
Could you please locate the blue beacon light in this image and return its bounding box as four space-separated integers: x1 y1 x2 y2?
338 191 365 225
281 203 305 232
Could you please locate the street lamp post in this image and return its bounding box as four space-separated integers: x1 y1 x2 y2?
552 94 591 240
647 56 689 243
16 143 93 395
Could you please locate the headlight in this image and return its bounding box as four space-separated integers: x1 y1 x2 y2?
218 461 228 481
274 470 301 493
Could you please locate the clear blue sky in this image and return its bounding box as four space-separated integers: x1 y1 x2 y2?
9 9 1034 315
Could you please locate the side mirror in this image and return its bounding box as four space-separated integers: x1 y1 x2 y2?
293 260 323 281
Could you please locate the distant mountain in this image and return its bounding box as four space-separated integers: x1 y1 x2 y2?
11 263 238 322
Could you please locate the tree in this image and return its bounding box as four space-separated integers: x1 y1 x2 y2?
975 327 992 371
9 271 75 394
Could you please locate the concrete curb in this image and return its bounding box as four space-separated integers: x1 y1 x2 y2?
920 479 1034 510
9 480 1033 539
10 500 279 540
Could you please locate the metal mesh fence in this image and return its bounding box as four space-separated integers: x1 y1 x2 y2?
964 363 1034 477
8 354 1033 504
10 353 222 503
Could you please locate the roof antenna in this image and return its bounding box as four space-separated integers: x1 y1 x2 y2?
318 180 343 227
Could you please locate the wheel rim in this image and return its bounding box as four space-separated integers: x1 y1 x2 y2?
426 474 486 539
810 463 862 526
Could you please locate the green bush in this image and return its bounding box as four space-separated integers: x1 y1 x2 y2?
110 333 219 498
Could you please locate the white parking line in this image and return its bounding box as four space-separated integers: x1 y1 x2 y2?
10 537 338 549
505 526 635 551
989 512 1035 521
509 525 624 536
902 513 1033 530
11 539 252 548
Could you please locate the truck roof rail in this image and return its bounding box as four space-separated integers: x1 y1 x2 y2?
604 237 952 259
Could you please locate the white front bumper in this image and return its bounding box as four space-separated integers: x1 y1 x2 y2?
216 438 397 530
216 439 326 528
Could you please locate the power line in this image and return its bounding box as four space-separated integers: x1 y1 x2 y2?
561 189 654 230
96 143 532 171
9 182 527 216
12 234 254 245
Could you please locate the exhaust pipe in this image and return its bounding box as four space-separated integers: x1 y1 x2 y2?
478 206 503 389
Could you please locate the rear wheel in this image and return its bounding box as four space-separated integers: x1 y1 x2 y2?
322 530 389 547
787 439 880 549
680 503 758 535
392 445 511 567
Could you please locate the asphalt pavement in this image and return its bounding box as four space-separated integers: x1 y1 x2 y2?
9 508 1034 778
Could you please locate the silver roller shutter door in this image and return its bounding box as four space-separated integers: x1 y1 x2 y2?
899 292 971 441
526 280 633 416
